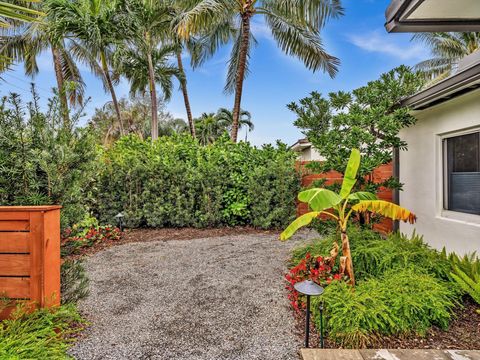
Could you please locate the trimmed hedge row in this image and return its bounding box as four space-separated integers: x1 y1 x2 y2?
94 135 300 229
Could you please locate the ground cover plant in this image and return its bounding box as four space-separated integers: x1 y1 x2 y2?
0 304 83 359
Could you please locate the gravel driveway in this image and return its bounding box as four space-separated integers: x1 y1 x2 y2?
69 230 316 360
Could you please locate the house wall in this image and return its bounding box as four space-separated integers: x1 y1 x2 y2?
399 89 480 255
297 147 325 161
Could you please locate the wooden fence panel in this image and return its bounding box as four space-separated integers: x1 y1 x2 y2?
0 206 61 319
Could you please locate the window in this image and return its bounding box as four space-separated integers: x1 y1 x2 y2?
444 131 480 215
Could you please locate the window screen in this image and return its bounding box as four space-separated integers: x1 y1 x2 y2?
444 132 480 215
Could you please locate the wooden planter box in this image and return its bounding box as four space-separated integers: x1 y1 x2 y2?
0 206 61 318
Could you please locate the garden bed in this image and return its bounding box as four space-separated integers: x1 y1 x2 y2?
287 227 480 350
294 297 480 350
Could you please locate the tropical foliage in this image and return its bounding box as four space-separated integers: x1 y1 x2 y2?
177 0 344 141
413 32 480 83
0 1 42 28
289 66 423 194
281 149 416 285
289 228 461 348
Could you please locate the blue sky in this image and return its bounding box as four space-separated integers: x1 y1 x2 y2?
1 0 430 146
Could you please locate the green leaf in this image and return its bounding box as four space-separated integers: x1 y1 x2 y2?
280 211 321 241
340 148 360 198
298 188 342 212
349 191 377 201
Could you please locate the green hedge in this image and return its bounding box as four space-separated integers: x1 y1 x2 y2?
94 134 300 229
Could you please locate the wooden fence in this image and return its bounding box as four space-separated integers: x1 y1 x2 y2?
0 206 61 318
296 162 394 234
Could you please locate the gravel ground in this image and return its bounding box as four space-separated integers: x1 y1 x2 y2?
69 229 318 360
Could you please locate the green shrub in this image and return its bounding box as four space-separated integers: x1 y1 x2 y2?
95 135 300 229
0 304 82 359
291 227 451 281
447 252 480 309
314 268 458 348
61 260 89 305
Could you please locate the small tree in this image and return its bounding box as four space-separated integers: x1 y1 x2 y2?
288 65 423 194
280 149 416 285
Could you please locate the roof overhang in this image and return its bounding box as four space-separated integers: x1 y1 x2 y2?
402 55 480 110
385 0 480 33
290 139 311 152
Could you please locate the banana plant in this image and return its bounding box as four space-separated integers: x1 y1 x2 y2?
280 149 417 285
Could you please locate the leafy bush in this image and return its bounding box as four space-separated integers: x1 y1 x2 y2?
0 304 82 359
315 268 458 348
61 259 89 304
0 90 98 228
95 135 300 229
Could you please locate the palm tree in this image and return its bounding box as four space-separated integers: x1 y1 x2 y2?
47 0 126 134
159 117 189 137
215 107 253 141
195 112 225 145
116 0 183 141
177 0 343 142
0 1 42 27
413 32 480 82
1 0 84 125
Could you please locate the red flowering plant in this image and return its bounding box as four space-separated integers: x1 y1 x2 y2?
61 224 122 257
286 252 344 311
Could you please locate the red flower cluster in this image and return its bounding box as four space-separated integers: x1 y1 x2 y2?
285 252 343 311
61 225 122 255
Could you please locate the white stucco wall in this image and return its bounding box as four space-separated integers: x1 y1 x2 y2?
399 89 480 255
297 146 325 161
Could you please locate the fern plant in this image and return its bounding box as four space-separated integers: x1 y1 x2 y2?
448 252 480 313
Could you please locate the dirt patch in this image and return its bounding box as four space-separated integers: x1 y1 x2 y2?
294 297 480 349
65 227 278 260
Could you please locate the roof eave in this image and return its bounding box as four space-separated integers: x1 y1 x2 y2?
402 63 480 110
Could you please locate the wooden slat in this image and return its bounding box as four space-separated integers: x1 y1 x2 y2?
0 277 30 298
29 212 43 304
0 254 30 276
0 220 29 232
0 212 29 221
0 233 29 253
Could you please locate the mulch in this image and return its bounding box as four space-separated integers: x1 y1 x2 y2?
294 296 480 350
63 227 278 260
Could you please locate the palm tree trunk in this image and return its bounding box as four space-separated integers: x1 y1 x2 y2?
176 50 196 138
101 51 124 135
51 46 70 126
231 14 251 143
147 50 158 141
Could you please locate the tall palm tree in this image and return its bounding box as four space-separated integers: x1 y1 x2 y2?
119 45 182 141
116 0 183 141
0 1 42 27
177 0 343 142
215 107 253 141
413 32 480 82
1 0 84 125
47 0 126 134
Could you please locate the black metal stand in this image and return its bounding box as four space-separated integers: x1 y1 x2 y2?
319 300 324 349
305 295 310 348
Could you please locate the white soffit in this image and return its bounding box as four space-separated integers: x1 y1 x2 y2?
405 0 480 20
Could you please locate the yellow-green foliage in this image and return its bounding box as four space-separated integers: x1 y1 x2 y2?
447 252 480 309
0 304 83 359
314 268 458 348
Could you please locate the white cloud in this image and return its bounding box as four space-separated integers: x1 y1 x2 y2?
348 30 428 61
